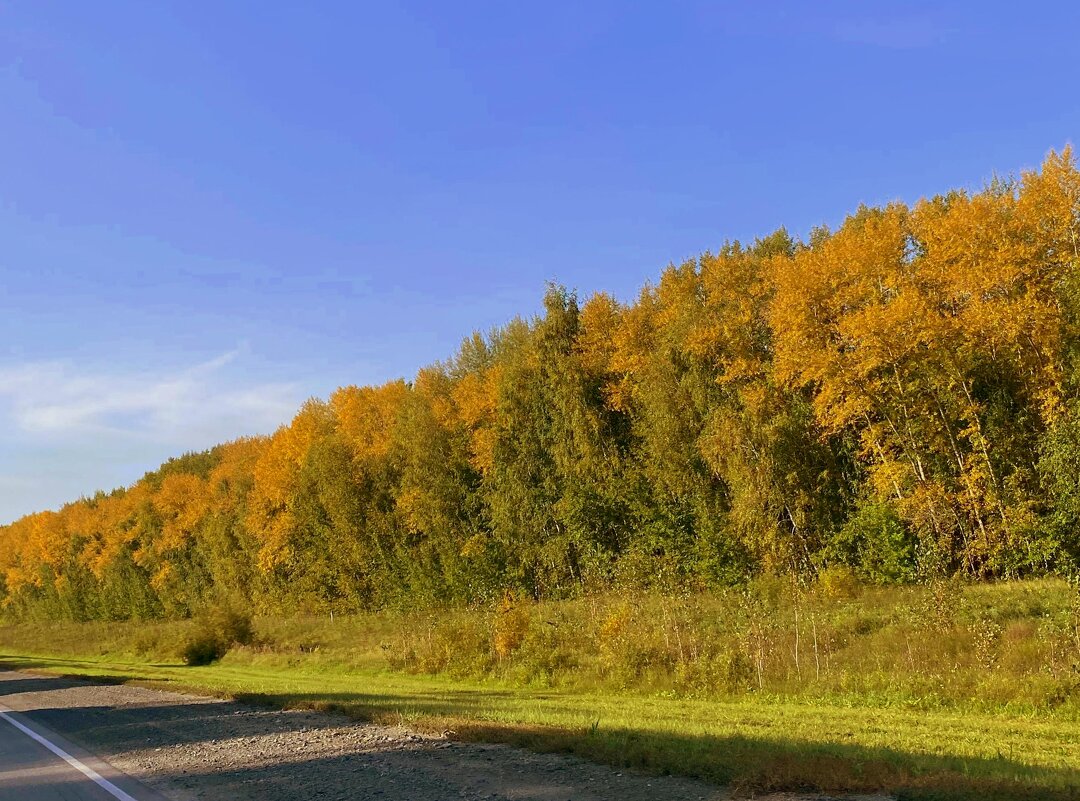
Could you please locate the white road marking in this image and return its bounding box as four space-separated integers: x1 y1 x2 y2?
0 707 140 801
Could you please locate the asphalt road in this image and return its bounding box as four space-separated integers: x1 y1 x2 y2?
0 696 165 801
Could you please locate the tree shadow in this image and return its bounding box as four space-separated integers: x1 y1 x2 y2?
0 664 1076 800
0 674 84 696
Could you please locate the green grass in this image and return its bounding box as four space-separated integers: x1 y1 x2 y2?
1 577 1079 799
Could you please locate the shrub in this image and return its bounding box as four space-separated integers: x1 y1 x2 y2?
385 611 494 676
181 601 255 666
181 633 226 666
493 592 529 660
204 601 255 646
817 565 862 600
826 502 918 585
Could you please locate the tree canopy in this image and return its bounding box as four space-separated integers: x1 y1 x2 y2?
3 149 1079 620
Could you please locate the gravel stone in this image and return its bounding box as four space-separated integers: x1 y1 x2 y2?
0 670 890 801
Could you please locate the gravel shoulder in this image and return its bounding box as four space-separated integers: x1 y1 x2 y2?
0 669 888 801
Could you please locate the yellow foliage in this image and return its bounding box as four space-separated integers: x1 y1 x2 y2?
493 592 530 659
577 292 622 375
451 367 501 473
817 565 862 599
247 400 334 569
0 147 1077 616
154 474 207 553
330 380 409 463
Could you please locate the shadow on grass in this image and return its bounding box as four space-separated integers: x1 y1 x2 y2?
234 692 1079 801
1 658 1076 801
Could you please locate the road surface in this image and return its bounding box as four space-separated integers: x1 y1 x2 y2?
0 667 734 801
0 666 879 801
0 689 166 801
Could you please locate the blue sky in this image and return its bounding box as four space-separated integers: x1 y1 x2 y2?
1 1 1078 523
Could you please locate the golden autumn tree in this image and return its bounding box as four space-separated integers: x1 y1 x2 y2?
247 399 335 591
771 149 1080 575
393 364 493 602
771 202 979 570
2 147 1079 622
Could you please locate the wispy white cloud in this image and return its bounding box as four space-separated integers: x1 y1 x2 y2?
0 349 299 439
0 350 305 522
834 14 951 50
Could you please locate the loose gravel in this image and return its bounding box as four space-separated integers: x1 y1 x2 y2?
0 670 888 801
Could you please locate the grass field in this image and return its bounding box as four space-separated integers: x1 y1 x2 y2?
1 578 1078 799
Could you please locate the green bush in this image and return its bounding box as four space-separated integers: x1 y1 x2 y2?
181 634 226 666
181 601 255 666
826 502 918 584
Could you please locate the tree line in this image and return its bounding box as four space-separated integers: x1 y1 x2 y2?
3 149 1080 620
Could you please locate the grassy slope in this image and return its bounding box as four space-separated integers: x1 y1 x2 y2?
1 579 1079 800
